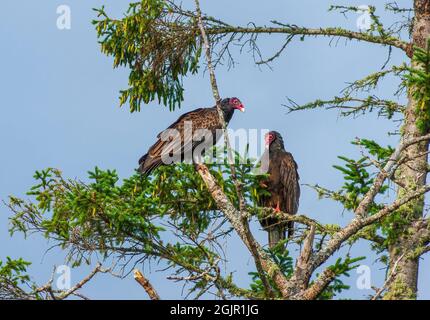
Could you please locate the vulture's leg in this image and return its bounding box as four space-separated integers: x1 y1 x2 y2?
267 201 286 248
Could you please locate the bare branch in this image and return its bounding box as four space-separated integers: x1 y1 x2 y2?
205 25 410 56
133 269 161 300
300 268 336 300
286 96 405 118
294 226 316 291
57 263 109 300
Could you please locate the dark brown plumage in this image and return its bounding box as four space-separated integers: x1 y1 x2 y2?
258 131 300 248
138 97 245 176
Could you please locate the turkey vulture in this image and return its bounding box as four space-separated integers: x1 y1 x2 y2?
138 97 245 176
258 131 300 248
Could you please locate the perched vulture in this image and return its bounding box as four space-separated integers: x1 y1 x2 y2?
258 131 300 248
138 97 245 176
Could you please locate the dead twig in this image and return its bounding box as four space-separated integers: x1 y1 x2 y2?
133 269 161 300
371 253 405 300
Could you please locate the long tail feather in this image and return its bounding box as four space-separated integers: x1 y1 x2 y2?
287 221 294 239
268 226 286 248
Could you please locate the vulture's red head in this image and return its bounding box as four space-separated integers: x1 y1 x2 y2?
265 131 285 149
221 97 245 113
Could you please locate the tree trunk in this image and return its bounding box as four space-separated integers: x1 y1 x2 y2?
384 0 430 300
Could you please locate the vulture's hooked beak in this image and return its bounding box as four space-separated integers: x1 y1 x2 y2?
236 104 245 112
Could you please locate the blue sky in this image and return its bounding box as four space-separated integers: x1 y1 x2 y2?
1 0 428 299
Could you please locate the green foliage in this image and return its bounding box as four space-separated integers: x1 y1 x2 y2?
312 138 399 254
249 240 293 298
405 39 430 133
353 138 394 163
323 139 392 212
317 255 365 300
7 150 263 269
318 278 350 300
7 151 274 298
332 155 373 210
93 0 201 112
327 255 365 276
0 257 31 286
